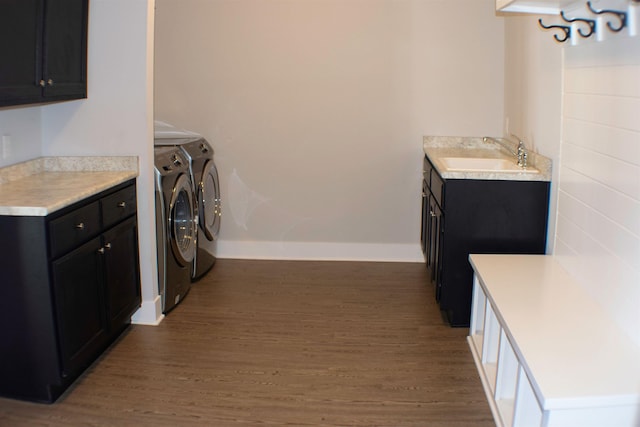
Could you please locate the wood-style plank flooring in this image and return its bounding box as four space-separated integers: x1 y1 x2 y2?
0 259 493 426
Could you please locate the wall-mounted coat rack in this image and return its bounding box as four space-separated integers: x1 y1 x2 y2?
560 10 596 37
538 0 635 43
538 19 572 42
586 1 627 31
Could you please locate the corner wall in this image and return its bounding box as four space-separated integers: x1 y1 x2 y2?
503 15 563 253
42 0 161 325
503 10 640 346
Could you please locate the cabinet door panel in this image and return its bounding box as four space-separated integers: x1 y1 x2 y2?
0 0 43 105
42 0 88 100
52 236 107 378
421 180 428 257
427 196 443 301
103 217 141 332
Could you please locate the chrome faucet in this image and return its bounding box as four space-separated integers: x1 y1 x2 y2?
512 134 528 168
483 135 528 168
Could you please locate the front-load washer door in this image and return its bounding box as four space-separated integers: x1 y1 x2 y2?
169 174 197 266
198 160 221 241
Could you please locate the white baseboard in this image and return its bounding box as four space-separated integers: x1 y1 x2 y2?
131 295 165 325
215 240 424 262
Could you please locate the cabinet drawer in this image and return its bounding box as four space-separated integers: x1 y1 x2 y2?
101 184 137 228
430 170 444 207
49 201 100 259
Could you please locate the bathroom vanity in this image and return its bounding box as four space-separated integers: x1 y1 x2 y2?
421 136 551 326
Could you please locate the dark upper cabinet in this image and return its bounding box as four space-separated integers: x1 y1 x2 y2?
0 0 88 107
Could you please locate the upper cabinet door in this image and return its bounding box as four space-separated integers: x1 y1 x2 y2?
0 0 88 107
42 0 88 101
0 0 44 103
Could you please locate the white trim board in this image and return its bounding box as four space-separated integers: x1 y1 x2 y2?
131 295 165 326
215 240 424 263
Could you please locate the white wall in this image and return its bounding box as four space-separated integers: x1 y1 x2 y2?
42 0 161 325
0 106 42 167
154 0 505 261
503 7 640 345
556 36 640 346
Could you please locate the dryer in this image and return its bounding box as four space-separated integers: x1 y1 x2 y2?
181 138 221 279
154 146 197 313
154 121 221 280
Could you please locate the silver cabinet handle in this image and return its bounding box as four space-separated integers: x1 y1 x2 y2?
118 201 126 208
75 222 85 230
98 243 112 254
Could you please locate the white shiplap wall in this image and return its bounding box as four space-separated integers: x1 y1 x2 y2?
556 37 640 346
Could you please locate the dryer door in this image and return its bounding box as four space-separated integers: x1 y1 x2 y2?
198 159 221 241
169 174 196 266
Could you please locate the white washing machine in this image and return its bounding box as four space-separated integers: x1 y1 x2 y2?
154 146 197 313
154 121 221 280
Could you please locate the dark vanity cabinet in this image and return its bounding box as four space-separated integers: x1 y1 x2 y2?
421 156 549 327
0 180 140 403
0 0 88 107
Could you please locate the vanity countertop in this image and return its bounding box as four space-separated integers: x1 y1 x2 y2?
423 136 552 182
0 157 138 216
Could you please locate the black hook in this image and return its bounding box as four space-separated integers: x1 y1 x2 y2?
560 11 596 38
586 1 627 32
538 19 571 43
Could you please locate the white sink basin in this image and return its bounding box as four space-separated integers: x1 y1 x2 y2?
440 157 539 173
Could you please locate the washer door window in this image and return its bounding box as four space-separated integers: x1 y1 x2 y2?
198 160 221 241
169 174 196 266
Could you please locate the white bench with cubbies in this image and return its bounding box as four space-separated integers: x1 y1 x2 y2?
467 254 640 427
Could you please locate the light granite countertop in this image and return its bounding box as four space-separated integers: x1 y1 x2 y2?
423 136 552 182
0 157 138 216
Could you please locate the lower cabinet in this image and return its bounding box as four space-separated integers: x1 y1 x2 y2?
0 179 141 403
421 155 550 326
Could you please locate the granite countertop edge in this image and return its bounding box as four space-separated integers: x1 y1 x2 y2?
0 156 139 217
423 136 552 182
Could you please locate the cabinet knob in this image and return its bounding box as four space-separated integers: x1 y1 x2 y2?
97 247 105 254
97 243 112 255
47 79 54 86
39 80 46 87
429 210 436 217
105 243 112 250
75 222 85 230
118 201 126 208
